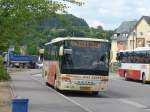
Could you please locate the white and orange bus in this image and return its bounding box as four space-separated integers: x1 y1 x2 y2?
42 37 111 94
117 47 150 84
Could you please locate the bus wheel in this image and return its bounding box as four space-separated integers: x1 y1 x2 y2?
124 72 128 81
142 73 146 84
92 91 99 96
54 80 57 89
46 82 49 86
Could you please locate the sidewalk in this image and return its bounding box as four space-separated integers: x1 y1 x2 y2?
10 69 87 112
109 72 120 80
0 82 11 112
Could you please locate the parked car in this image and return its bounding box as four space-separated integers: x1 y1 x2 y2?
36 62 43 69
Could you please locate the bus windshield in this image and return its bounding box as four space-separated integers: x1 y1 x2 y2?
61 40 110 75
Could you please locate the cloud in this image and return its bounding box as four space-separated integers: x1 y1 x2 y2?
137 8 150 16
98 8 109 15
66 0 150 30
88 20 105 28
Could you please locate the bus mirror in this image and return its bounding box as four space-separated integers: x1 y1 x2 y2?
64 49 72 55
59 46 64 56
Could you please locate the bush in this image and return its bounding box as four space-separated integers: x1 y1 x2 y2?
0 56 10 81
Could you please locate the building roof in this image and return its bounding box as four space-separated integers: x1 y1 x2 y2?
142 16 150 26
112 20 137 41
127 16 150 39
116 20 137 34
45 37 109 45
112 16 150 41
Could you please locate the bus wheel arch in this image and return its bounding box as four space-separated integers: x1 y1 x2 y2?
92 91 99 96
46 82 49 86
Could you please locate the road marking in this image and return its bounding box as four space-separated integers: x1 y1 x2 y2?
119 98 147 109
55 91 94 112
31 74 93 112
32 73 42 77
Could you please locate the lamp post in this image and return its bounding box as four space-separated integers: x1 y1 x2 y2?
133 31 136 50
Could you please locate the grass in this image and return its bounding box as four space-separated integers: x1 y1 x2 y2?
0 56 10 81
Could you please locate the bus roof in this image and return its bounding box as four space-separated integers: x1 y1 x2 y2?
119 47 150 52
45 37 109 45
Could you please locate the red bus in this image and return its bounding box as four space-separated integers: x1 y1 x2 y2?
117 47 150 84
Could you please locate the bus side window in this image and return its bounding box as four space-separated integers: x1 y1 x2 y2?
148 58 150 63
134 55 139 63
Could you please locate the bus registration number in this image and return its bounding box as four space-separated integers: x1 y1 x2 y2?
80 86 91 91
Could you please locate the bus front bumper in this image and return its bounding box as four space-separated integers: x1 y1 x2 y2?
57 80 108 92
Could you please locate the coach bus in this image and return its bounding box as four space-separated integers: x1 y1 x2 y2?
42 37 111 94
117 47 150 84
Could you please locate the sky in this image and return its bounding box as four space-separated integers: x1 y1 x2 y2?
66 0 150 30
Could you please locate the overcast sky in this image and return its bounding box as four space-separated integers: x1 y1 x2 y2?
66 0 150 30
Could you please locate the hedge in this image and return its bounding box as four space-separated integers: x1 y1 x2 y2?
0 56 10 81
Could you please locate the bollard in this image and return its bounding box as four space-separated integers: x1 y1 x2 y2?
12 98 29 112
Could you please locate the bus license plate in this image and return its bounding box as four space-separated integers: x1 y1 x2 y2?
80 86 91 91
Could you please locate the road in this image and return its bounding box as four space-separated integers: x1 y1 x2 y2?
10 69 150 112
65 76 150 112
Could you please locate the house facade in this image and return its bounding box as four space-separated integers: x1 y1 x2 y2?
111 21 137 62
128 16 150 49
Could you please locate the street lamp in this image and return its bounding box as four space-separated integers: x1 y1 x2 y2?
133 31 136 50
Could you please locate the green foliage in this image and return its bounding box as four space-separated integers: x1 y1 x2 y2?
26 43 39 55
0 56 10 81
38 14 113 39
0 0 113 54
0 0 72 51
21 14 113 55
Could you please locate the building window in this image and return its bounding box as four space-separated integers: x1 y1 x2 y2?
122 33 127 37
113 34 117 37
139 32 143 36
147 41 150 47
140 32 143 36
147 32 150 36
136 38 145 47
117 41 126 51
117 33 120 36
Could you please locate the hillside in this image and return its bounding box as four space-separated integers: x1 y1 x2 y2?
39 14 89 30
0 14 113 54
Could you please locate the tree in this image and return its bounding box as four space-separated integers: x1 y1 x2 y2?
0 0 82 51
0 0 113 54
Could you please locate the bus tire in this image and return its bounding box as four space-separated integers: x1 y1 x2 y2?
54 74 58 90
92 91 99 96
46 82 49 86
142 73 147 84
54 80 57 89
124 72 128 81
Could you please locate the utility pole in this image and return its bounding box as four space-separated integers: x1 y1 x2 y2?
133 26 137 50
133 32 135 50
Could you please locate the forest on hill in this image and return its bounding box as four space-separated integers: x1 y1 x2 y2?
0 0 113 54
